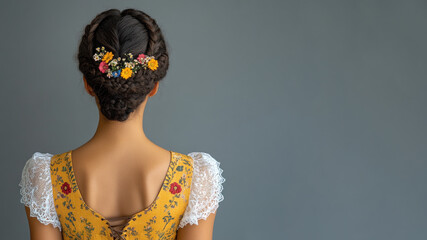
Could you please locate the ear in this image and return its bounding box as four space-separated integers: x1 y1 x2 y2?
83 76 95 96
148 81 160 97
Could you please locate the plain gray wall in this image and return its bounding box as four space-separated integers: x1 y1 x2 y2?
1 0 426 239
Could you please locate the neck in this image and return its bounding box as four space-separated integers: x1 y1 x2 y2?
89 107 151 151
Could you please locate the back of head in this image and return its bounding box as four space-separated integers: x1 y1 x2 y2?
78 8 169 122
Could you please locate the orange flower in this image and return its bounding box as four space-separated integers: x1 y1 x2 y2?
121 67 133 79
102 51 114 63
147 58 158 71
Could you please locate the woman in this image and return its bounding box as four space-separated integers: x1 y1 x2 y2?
18 8 225 240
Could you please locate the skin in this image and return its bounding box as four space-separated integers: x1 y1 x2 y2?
24 77 216 240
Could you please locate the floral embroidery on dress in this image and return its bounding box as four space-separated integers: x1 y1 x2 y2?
50 151 194 240
169 182 182 194
61 182 72 195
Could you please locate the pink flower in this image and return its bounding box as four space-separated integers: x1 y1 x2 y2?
98 61 109 73
137 54 146 63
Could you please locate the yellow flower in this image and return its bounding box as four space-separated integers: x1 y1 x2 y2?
121 67 133 79
102 51 114 63
147 58 158 71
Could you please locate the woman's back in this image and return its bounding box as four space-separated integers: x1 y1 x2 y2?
51 148 194 239
71 144 172 219
70 144 173 236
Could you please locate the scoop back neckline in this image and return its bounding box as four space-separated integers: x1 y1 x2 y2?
66 149 175 222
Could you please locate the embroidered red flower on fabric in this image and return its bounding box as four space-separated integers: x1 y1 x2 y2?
61 182 72 195
169 182 182 194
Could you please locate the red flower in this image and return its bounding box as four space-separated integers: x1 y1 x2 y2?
169 182 182 194
61 182 72 195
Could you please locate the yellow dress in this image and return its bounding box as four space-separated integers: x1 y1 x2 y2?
19 151 225 240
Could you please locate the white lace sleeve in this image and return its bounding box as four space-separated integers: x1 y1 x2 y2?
178 152 226 229
18 152 61 230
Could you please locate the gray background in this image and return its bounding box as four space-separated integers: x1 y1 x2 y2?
1 0 426 239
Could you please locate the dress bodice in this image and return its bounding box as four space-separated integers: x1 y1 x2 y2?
19 150 225 240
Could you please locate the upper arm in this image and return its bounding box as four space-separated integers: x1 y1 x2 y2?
176 152 225 240
19 152 62 239
177 211 216 240
25 206 62 240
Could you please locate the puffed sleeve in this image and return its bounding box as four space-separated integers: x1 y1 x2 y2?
178 152 226 229
18 152 61 230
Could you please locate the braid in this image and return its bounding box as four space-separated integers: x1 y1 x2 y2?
121 9 169 81
78 9 120 77
77 8 169 122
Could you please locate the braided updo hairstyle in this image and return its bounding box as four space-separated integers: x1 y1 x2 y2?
78 8 169 122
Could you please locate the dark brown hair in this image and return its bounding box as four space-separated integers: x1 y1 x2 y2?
78 8 169 121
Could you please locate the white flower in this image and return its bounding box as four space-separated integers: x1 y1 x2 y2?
93 54 100 61
96 47 100 52
124 62 136 68
109 59 118 66
106 70 113 78
143 57 152 63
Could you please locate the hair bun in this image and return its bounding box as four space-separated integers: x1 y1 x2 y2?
77 8 169 122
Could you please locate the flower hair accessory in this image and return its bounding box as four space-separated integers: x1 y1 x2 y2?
93 46 158 80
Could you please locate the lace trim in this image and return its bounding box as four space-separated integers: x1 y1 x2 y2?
18 152 61 230
178 152 225 229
